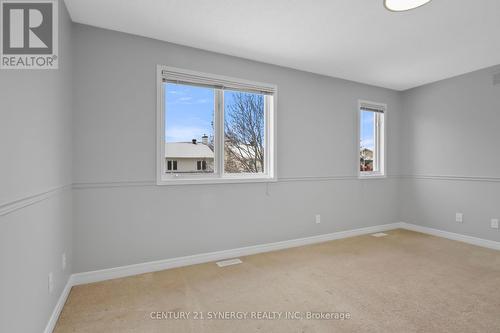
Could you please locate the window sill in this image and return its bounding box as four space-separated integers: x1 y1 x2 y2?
358 173 386 179
157 176 277 186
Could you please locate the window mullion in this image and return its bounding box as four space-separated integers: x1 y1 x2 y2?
216 89 224 178
376 113 382 173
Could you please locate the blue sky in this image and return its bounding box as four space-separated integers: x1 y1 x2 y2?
165 83 213 142
360 110 375 150
165 83 253 143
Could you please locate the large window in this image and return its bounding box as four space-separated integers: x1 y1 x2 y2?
358 101 385 177
157 66 276 185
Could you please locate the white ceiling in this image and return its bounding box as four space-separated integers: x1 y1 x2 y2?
64 0 500 91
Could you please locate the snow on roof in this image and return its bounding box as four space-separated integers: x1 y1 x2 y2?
165 142 214 159
226 143 257 159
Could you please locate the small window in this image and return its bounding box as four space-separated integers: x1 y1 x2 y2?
157 66 276 185
166 160 178 171
358 101 385 177
196 160 207 171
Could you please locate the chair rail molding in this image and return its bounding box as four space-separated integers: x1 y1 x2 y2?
0 185 71 217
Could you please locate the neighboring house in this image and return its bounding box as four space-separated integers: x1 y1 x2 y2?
361 148 373 160
165 137 214 173
360 148 374 171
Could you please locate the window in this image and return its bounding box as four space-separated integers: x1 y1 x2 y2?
167 160 178 171
358 100 385 177
224 90 265 174
157 66 276 185
196 160 207 171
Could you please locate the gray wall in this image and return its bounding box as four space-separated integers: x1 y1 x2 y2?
72 24 403 273
399 65 500 241
0 2 73 333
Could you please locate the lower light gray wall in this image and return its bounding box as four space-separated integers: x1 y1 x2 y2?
0 2 73 333
73 179 399 272
72 24 403 273
400 65 500 242
0 192 72 333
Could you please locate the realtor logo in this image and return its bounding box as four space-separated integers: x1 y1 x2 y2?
1 0 58 69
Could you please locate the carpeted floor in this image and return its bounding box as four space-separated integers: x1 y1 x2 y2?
54 229 500 332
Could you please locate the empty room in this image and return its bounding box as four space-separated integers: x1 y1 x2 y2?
2 0 500 332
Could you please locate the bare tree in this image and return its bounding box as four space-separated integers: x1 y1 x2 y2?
224 93 264 173
208 116 215 151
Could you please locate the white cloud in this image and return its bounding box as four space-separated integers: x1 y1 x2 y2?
167 96 211 105
166 126 209 142
360 138 374 149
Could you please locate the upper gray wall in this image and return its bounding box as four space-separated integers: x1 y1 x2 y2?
72 24 403 273
399 65 500 241
0 1 73 333
0 9 73 204
400 65 500 177
73 25 403 183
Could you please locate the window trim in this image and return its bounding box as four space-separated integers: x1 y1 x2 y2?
156 65 277 185
357 100 386 179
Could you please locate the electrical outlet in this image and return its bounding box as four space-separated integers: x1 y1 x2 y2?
455 213 463 223
491 219 499 230
62 253 67 271
48 273 54 294
315 214 321 224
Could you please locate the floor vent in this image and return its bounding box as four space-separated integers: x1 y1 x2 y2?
216 258 243 267
371 232 388 237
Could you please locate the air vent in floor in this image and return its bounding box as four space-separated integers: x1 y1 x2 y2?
371 232 388 237
216 258 242 267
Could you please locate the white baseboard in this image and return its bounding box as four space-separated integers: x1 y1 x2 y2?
46 221 500 332
70 222 500 287
71 222 402 286
401 222 500 251
44 275 73 333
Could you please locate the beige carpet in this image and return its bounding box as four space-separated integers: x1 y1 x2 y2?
54 229 500 332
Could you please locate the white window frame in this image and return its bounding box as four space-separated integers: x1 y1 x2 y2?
156 65 277 185
357 100 386 178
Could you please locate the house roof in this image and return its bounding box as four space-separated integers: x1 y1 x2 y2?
226 142 258 160
165 142 214 159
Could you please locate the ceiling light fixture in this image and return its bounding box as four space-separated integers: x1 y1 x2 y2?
384 0 432 12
